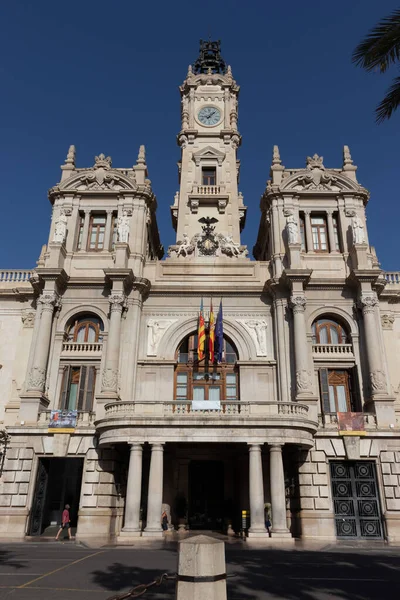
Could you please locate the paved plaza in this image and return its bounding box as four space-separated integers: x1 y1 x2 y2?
0 540 399 600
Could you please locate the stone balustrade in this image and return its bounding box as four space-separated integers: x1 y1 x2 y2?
312 343 353 356
62 341 103 353
0 270 34 283
192 185 225 195
103 400 310 419
318 412 378 429
38 410 96 427
385 272 400 285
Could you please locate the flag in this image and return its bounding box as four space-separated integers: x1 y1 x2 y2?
197 298 206 360
209 300 215 362
215 299 224 363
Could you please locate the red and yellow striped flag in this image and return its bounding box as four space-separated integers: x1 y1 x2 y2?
209 300 215 362
197 298 206 361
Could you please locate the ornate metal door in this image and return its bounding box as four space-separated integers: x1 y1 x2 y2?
330 461 383 539
29 459 48 535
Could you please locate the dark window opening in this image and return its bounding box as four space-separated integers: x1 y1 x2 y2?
202 167 216 186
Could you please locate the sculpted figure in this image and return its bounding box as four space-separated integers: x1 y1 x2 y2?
53 210 68 243
352 214 365 244
117 211 130 243
219 234 242 257
176 233 195 257
286 215 298 244
147 320 174 355
245 319 268 355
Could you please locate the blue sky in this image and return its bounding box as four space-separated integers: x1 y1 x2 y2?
1 0 399 269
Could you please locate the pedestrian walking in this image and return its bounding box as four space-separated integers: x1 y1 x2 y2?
161 509 168 531
55 504 73 540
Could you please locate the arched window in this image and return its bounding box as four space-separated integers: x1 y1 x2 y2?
312 318 348 344
175 333 239 403
66 315 104 343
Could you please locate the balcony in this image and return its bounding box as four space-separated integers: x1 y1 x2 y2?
188 185 229 214
61 341 103 356
318 413 377 430
312 344 354 360
38 410 96 427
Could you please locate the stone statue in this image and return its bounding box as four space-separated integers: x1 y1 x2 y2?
352 214 365 245
286 215 298 244
244 319 268 356
171 233 195 258
117 211 130 243
53 210 68 243
218 234 247 258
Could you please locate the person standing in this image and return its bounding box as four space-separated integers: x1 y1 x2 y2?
55 504 73 541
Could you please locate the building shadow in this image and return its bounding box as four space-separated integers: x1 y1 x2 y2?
0 549 27 569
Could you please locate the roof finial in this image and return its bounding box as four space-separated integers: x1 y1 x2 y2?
272 145 281 166
343 145 353 166
137 145 146 165
65 145 76 166
187 64 193 78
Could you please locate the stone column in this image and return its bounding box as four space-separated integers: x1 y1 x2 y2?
80 209 91 251
272 205 283 276
248 444 268 537
304 210 313 252
121 444 143 533
104 209 113 251
101 292 126 393
188 88 195 129
326 210 337 253
27 291 59 392
273 298 289 403
290 294 312 397
143 443 164 537
359 293 387 396
269 444 291 537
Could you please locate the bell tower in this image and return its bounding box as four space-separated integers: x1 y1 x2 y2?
169 40 247 259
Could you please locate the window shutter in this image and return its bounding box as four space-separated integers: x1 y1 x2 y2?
77 366 87 411
60 366 70 409
318 368 331 414
85 367 96 412
350 366 362 412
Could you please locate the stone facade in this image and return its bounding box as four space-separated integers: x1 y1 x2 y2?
0 41 400 544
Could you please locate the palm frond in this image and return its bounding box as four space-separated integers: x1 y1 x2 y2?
352 9 400 73
375 76 400 122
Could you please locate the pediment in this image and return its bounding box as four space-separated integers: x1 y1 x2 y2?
192 145 225 165
59 168 138 193
280 169 360 193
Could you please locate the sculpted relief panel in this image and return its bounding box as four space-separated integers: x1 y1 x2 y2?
237 319 268 357
147 319 178 356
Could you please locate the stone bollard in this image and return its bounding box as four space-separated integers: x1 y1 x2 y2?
176 535 227 600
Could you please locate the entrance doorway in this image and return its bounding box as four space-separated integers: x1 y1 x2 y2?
29 457 83 536
330 461 383 539
188 460 224 530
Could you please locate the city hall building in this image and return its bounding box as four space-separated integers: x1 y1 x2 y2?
1 41 400 545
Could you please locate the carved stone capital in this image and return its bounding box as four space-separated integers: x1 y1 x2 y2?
358 293 378 315
290 295 306 313
38 291 60 312
109 293 127 313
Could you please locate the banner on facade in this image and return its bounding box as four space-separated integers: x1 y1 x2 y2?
337 412 366 435
48 410 77 433
192 400 221 411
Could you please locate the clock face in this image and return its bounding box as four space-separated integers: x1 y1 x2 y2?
198 106 221 126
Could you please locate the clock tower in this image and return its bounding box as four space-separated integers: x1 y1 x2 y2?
169 40 248 259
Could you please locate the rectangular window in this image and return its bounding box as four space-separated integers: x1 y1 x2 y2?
60 366 96 412
226 372 237 400
300 215 306 251
311 216 328 252
319 368 352 413
202 167 216 186
88 215 106 250
77 215 84 250
333 215 340 251
176 372 188 400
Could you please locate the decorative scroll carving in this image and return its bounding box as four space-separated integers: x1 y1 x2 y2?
237 319 268 356
296 154 337 190
147 319 177 356
296 369 312 393
27 366 46 390
381 314 395 330
102 368 118 391
370 369 386 394
290 295 306 313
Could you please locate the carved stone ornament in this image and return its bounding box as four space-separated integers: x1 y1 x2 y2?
147 319 178 356
296 369 312 393
370 369 386 394
217 234 248 258
109 293 127 312
296 154 337 190
38 292 60 311
168 233 196 258
27 366 46 391
117 211 130 243
359 293 378 314
290 295 307 313
101 368 118 391
52 209 68 244
351 215 366 245
286 215 299 244
21 312 35 328
381 313 395 330
237 319 268 356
